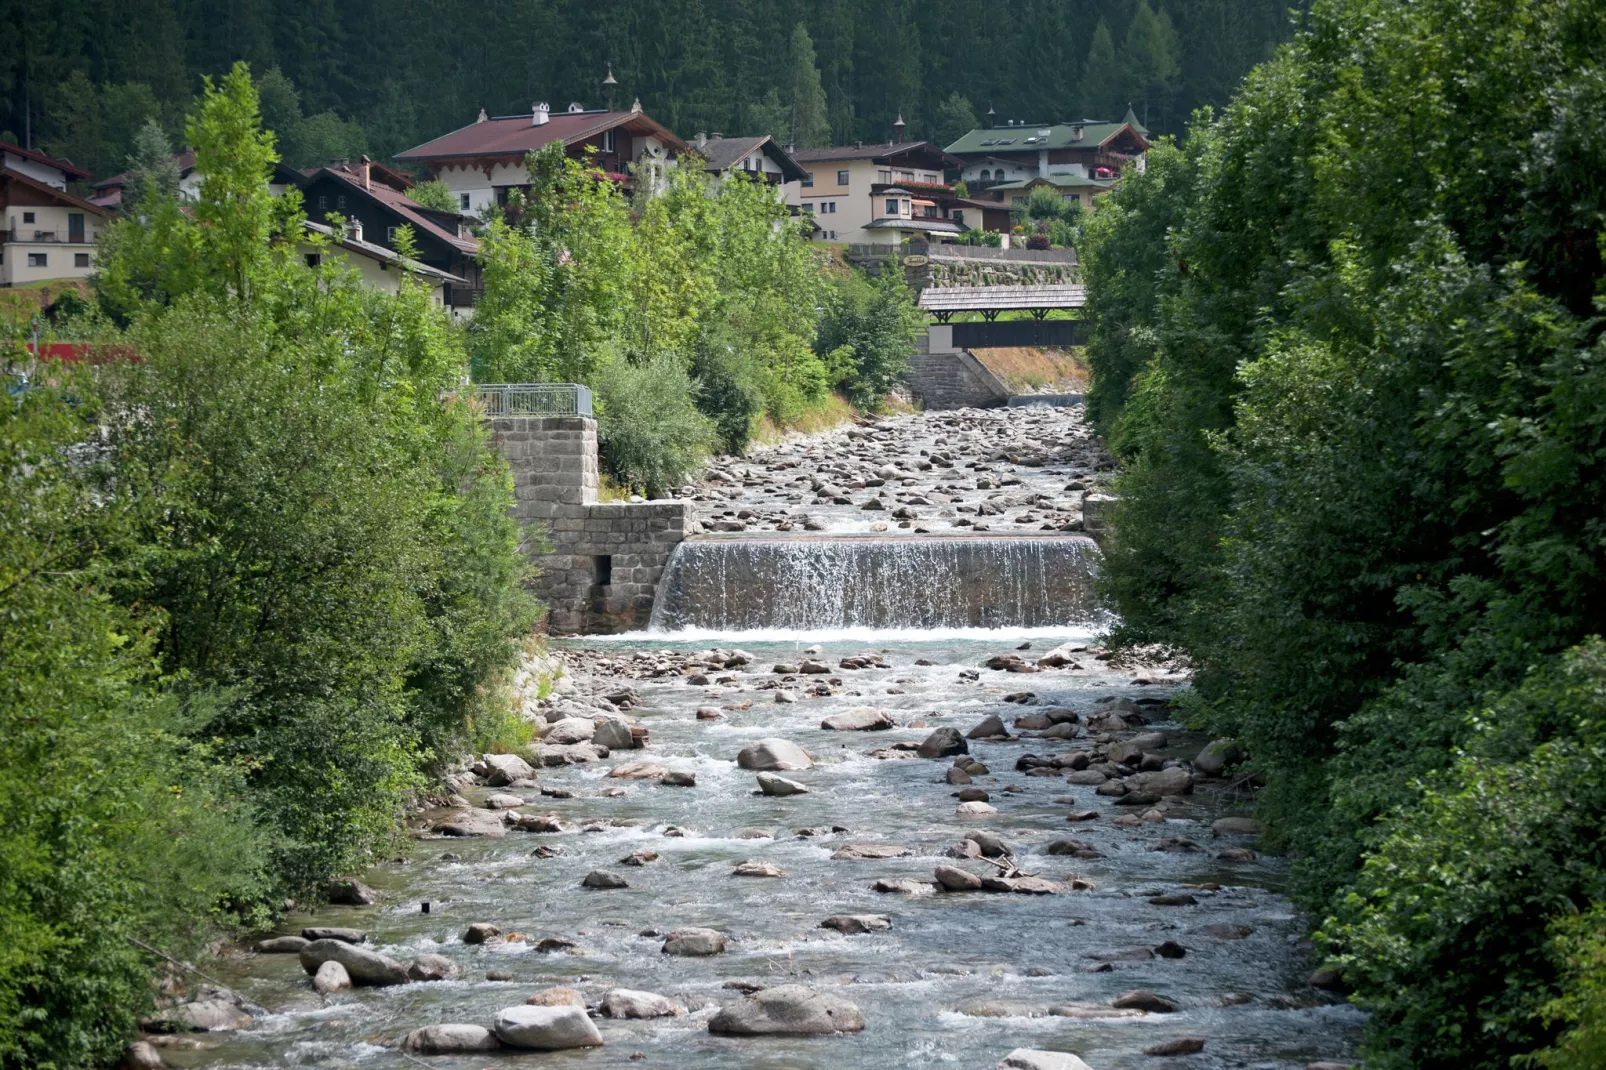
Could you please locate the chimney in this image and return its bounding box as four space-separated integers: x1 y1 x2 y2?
893 113 906 144
710 132 723 140
695 131 708 148
630 97 642 113
856 140 863 149
476 107 488 123
361 153 372 191
532 102 550 126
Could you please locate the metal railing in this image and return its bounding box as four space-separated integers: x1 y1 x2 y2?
474 382 593 416
3 229 88 244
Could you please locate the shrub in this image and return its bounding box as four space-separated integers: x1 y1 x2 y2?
595 353 716 497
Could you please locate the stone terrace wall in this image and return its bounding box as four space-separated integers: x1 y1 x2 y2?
490 416 693 634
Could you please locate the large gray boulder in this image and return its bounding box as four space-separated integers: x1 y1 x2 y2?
482 752 535 786
756 772 809 796
145 998 253 1032
999 1051 1094 1070
491 1004 603 1050
1128 768 1193 796
313 959 351 994
821 707 895 731
707 984 865 1036
1194 738 1244 777
542 717 596 745
918 727 968 759
662 928 726 956
600 988 682 1018
736 738 813 771
967 715 1007 739
591 717 636 751
254 935 309 953
432 807 508 838
298 938 410 986
403 1024 501 1053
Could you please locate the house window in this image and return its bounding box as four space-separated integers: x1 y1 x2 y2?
828 230 837 239
459 193 471 211
317 195 327 210
27 253 46 267
305 253 321 268
22 211 34 224
802 172 814 187
387 226 401 243
74 252 90 268
886 198 899 215
980 169 991 182
599 129 616 153
953 210 965 226
336 195 346 210
837 169 849 186
802 202 815 213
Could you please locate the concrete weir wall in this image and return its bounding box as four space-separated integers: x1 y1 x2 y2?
489 416 691 634
905 325 1013 410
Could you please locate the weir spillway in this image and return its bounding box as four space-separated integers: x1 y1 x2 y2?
648 533 1100 632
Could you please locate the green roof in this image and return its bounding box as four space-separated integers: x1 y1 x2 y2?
944 120 1140 155
988 176 1116 192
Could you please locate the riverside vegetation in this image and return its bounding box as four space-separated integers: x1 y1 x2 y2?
0 61 923 1069
1078 0 1606 1066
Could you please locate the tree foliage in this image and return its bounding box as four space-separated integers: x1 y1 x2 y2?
1078 0 1606 1065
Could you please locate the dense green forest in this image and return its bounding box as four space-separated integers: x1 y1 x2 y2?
1 0 1299 179
1079 0 1606 1065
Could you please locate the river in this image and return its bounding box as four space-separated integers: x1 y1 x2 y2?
160 406 1362 1070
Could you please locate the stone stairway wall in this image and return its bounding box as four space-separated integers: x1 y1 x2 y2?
904 329 1013 410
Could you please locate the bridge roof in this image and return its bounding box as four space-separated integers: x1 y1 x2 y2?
918 283 1086 313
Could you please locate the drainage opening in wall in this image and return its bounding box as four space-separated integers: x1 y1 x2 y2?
592 555 613 586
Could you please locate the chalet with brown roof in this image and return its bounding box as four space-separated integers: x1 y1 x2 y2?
300 160 481 314
691 133 807 190
1 146 111 286
784 138 965 244
395 100 691 216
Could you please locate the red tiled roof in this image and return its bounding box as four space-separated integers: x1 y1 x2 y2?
0 142 90 181
0 167 113 216
395 109 689 164
312 165 477 256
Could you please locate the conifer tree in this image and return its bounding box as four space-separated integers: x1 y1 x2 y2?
1077 19 1125 120
785 24 832 148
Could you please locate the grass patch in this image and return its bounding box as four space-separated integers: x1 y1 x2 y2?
970 346 1088 393
752 391 861 447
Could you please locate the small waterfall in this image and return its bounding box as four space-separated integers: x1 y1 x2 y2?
648 535 1100 632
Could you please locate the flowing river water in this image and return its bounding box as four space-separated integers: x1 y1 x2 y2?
164 406 1363 1070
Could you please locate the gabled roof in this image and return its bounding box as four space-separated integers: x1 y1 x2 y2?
0 167 112 216
694 135 808 183
791 141 963 170
865 217 965 235
0 143 90 181
395 109 691 165
945 121 1148 156
306 164 477 256
919 283 1086 312
93 151 198 191
987 175 1117 192
302 220 467 284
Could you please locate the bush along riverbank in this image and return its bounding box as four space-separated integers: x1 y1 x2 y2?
0 65 539 1069
1077 0 1606 1066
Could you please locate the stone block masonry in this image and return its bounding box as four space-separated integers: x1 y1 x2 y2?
905 327 1012 410
489 416 694 634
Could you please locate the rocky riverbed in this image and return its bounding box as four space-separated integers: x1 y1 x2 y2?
681 404 1110 535
142 406 1360 1070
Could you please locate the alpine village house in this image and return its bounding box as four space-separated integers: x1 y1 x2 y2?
1 143 110 287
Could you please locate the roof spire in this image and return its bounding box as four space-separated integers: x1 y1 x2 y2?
603 64 618 111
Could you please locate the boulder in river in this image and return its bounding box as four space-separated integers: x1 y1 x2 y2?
661 770 697 787
403 1024 501 1053
957 800 998 815
662 928 726 956
492 1004 603 1050
1129 768 1193 796
935 865 984 891
541 717 596 745
591 717 636 751
527 986 586 1007
707 983 865 1035
432 807 508 838
821 914 892 934
1194 737 1243 777
1212 816 1262 836
917 727 968 759
582 870 628 889
1111 989 1178 1012
301 926 366 944
326 878 377 906
821 707 894 731
254 935 309 953
757 772 809 796
1146 1037 1207 1056
831 843 912 860
463 922 500 944
736 738 813 771
606 761 665 780
145 998 253 1032
407 954 459 981
732 860 786 878
999 1050 1095 1070
121 1041 164 1069
482 752 536 786
601 989 682 1018
313 959 351 993
299 939 409 986
967 714 1007 739
484 793 524 809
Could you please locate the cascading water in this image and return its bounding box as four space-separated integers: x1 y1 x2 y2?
648 534 1100 631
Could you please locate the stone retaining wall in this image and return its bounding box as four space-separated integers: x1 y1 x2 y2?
490 416 693 634
904 327 1012 410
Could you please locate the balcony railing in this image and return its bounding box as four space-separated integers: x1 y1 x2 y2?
474 383 594 417
2 229 89 243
